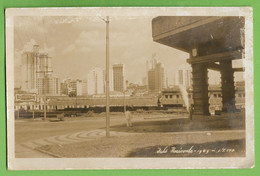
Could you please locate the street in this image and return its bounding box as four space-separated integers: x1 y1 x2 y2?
15 115 131 157
15 116 129 144
15 114 245 158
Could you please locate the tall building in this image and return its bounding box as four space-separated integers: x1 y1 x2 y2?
113 64 125 92
175 64 192 87
147 58 166 93
60 78 71 95
60 82 68 95
21 45 52 93
154 62 165 91
78 80 88 96
67 79 87 96
21 44 60 96
103 69 114 92
88 68 105 95
148 70 156 91
37 76 60 96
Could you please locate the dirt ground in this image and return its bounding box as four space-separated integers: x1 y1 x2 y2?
110 113 245 133
38 131 245 157
37 113 245 158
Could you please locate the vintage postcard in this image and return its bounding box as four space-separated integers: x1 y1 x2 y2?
5 7 254 170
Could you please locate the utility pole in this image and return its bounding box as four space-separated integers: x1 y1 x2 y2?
43 73 47 120
99 16 110 137
75 92 77 116
37 67 52 121
17 108 19 120
124 80 128 113
105 16 110 137
124 91 126 113
32 103 35 119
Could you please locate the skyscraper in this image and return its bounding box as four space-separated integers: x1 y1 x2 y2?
175 64 192 87
148 70 156 91
147 58 165 93
37 76 60 96
21 45 56 94
103 69 114 92
21 45 51 92
113 64 125 92
77 80 88 96
154 62 165 91
88 67 105 95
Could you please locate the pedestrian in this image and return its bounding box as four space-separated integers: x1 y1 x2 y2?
189 104 194 120
125 110 133 127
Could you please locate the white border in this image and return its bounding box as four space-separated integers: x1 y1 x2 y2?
5 7 254 170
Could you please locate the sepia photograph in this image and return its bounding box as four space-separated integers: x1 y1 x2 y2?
5 7 254 170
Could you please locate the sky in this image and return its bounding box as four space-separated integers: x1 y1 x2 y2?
13 16 244 87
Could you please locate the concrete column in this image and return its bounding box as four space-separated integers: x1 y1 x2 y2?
191 63 210 115
220 60 236 112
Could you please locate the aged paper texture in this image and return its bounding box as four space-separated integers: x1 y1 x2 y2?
5 7 254 170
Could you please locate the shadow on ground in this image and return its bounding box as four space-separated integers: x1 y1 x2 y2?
111 114 245 133
126 139 245 157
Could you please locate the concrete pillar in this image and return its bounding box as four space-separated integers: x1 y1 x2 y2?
191 63 210 115
220 60 236 112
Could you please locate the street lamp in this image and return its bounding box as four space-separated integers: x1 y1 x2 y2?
100 16 110 137
124 80 128 113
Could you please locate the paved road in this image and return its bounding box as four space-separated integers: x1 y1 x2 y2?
15 117 125 143
15 115 182 144
15 116 133 157
14 115 245 158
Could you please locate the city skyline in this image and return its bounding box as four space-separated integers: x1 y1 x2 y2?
6 8 252 168
14 16 244 89
14 16 191 88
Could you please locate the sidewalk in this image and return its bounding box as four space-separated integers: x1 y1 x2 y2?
15 144 53 158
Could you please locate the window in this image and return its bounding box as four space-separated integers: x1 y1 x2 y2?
176 95 179 98
165 95 168 99
169 95 173 99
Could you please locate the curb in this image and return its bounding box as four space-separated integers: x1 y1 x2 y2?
35 147 63 158
20 143 63 158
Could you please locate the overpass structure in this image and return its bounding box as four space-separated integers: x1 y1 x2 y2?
152 16 245 115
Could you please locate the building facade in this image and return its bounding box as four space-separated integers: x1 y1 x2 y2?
113 64 125 92
21 45 60 96
148 70 156 91
37 76 60 96
21 45 52 93
147 58 166 93
152 16 244 115
88 68 105 95
66 79 88 96
175 64 192 87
